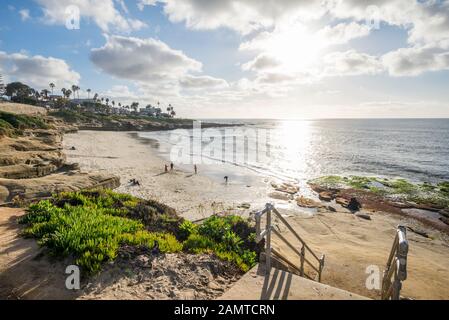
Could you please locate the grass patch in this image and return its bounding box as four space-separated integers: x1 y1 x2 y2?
19 190 260 274
0 111 49 137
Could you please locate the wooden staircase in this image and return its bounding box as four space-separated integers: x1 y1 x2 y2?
219 204 409 300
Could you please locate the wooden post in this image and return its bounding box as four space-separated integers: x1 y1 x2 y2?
318 254 325 283
300 245 305 277
392 258 402 300
265 204 272 275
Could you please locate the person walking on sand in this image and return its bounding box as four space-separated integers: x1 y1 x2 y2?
170 162 174 171
165 164 168 173
224 176 228 184
194 164 197 174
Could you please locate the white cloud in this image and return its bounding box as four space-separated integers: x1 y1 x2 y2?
0 51 80 89
317 22 370 45
328 0 449 47
90 35 229 102
179 75 229 89
140 0 325 34
35 0 147 32
241 54 281 71
90 35 202 83
323 50 384 76
19 9 31 21
382 46 449 76
137 0 158 11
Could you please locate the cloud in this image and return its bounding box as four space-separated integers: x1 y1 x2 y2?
382 46 449 76
19 9 31 21
137 0 158 11
139 0 325 34
90 35 202 83
241 54 281 71
323 50 384 76
179 75 228 89
317 22 370 45
0 51 80 89
328 0 449 47
35 0 147 32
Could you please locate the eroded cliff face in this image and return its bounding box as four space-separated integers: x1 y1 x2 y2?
0 116 120 205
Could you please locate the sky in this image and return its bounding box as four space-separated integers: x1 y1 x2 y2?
0 0 449 119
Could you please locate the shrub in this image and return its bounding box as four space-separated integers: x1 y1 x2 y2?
183 234 215 253
178 220 198 241
0 111 49 136
20 191 260 275
184 214 260 271
20 191 182 274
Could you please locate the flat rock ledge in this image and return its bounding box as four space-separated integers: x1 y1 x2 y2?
0 173 120 204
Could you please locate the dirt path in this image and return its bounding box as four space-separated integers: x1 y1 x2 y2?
0 207 76 299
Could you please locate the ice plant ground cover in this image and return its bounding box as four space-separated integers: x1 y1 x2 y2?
19 190 260 274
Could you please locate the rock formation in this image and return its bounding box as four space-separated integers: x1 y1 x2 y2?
0 114 119 205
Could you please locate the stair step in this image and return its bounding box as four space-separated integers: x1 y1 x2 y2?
219 264 369 300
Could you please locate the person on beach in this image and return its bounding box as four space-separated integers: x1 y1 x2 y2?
194 164 197 174
165 164 168 173
224 176 228 184
170 162 174 171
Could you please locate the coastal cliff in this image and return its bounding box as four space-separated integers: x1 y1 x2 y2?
0 107 120 205
49 109 238 131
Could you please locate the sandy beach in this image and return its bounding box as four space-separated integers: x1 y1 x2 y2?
61 130 449 300
63 130 270 221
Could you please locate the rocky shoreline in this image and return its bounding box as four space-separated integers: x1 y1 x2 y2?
307 176 449 234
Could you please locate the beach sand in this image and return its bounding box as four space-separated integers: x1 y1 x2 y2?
60 130 449 300
63 130 269 221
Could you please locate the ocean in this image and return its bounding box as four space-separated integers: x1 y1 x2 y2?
138 119 449 186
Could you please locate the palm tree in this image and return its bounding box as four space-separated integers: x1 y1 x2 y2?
131 102 139 112
41 89 50 99
61 88 66 97
105 98 109 106
49 83 55 95
87 88 91 99
118 102 122 108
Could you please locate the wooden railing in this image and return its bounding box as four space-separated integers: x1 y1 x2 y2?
255 203 325 282
381 225 408 300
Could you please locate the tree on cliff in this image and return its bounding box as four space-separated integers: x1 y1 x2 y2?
131 102 139 112
49 83 55 95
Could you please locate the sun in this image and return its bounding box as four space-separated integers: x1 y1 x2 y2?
262 23 325 73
